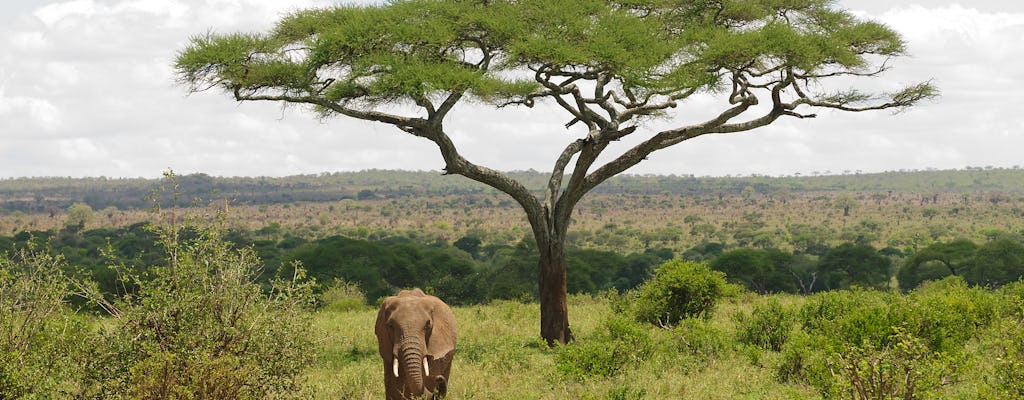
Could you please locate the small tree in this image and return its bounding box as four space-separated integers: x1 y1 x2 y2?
834 193 858 217
898 238 977 290
65 202 95 230
176 0 934 344
817 243 892 291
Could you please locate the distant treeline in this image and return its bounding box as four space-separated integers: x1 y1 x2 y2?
7 222 1022 308
2 167 1024 212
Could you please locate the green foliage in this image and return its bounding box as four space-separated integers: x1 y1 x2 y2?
567 248 671 294
84 224 317 399
175 0 933 115
65 202 95 229
319 278 368 312
285 235 481 304
555 316 652 380
968 238 1024 287
828 328 950 400
672 317 728 361
901 277 996 353
782 279 1001 395
626 259 728 326
984 319 1024 398
776 330 835 389
900 237 1024 290
710 248 800 294
0 248 85 398
817 243 892 291
736 298 795 352
899 238 977 290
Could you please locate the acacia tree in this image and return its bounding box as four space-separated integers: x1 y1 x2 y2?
176 0 935 345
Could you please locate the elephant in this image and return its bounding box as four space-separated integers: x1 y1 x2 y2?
375 288 457 400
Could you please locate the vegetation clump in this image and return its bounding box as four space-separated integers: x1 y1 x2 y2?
555 316 652 380
619 259 731 327
91 225 316 399
0 248 84 397
0 221 316 399
736 298 795 352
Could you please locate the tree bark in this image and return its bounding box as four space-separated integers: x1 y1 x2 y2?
537 233 573 346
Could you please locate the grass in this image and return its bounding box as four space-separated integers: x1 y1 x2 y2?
303 294 822 399
302 285 1024 399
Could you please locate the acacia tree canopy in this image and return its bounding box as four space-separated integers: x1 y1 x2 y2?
175 0 935 345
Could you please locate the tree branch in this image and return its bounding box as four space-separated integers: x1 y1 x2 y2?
545 139 586 212
232 88 426 130
425 127 547 236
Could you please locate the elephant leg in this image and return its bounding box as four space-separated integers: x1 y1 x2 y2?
383 368 402 400
434 376 447 398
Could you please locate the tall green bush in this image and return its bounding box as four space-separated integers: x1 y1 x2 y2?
986 319 1024 398
829 328 944 400
0 248 85 398
83 224 317 399
555 316 653 380
736 298 795 352
627 260 728 326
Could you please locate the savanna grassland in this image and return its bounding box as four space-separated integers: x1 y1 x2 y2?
307 283 1024 399
4 168 1024 256
3 169 1024 399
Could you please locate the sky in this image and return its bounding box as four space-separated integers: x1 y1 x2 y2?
1 0 1022 179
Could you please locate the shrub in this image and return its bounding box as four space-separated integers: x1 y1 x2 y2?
985 319 1024 398
799 289 901 348
828 328 953 400
319 278 367 312
0 248 85 398
627 260 727 326
83 224 316 399
998 279 1024 317
673 317 728 361
775 331 835 390
607 385 648 400
555 316 652 380
901 276 996 352
736 298 795 352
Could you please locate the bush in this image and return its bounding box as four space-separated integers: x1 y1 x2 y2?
775 331 835 390
828 328 954 400
83 224 316 399
985 319 1024 398
799 289 901 349
672 317 728 361
319 278 367 312
627 260 728 326
555 316 652 380
0 248 85 398
901 276 996 352
736 298 795 352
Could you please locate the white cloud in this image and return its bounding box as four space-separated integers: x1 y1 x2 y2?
0 0 1021 178
0 87 63 132
8 31 51 51
33 0 99 27
57 138 107 161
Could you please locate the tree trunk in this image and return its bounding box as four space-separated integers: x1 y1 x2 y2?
538 237 573 346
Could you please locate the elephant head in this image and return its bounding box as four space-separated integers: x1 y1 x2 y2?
375 289 457 400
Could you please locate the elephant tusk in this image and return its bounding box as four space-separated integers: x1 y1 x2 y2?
393 358 400 378
423 357 430 376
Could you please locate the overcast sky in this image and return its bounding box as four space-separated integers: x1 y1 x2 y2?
1 0 1022 179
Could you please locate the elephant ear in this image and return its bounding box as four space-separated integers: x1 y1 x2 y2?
426 296 457 359
375 295 396 360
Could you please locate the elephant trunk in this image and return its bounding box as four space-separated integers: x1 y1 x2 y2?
400 347 427 396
